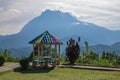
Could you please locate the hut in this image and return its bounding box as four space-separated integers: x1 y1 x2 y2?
29 31 63 68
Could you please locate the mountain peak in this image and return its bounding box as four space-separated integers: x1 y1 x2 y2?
20 9 79 35
40 9 79 23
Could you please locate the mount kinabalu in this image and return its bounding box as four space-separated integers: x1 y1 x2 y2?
0 9 120 49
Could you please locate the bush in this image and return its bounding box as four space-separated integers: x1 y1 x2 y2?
19 58 29 70
6 56 15 62
66 38 80 64
97 59 113 67
76 57 82 64
116 56 120 66
0 55 5 66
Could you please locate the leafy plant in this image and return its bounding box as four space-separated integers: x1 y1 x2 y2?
116 56 120 65
0 49 16 62
66 37 80 64
76 56 82 64
19 58 29 70
97 59 113 67
82 41 91 64
0 55 5 66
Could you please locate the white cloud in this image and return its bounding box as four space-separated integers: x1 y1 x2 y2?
0 0 120 35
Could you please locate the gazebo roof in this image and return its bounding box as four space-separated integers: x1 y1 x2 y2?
29 31 63 44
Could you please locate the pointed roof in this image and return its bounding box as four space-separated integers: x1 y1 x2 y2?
29 31 63 44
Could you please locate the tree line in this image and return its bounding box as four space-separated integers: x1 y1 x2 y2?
64 37 120 67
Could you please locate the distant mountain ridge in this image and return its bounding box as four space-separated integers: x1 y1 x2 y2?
86 42 120 54
0 9 120 57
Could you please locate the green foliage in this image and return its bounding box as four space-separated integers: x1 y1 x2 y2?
60 52 66 64
89 51 99 61
75 56 82 64
82 41 91 64
19 58 29 70
116 56 120 65
71 40 120 67
97 59 113 67
0 55 5 66
66 38 80 64
85 41 89 52
101 51 118 61
0 49 16 62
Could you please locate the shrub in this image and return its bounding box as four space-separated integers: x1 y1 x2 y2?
98 59 113 67
66 38 80 64
19 58 29 70
6 56 15 62
0 55 5 66
116 56 120 66
76 56 82 64
92 60 98 66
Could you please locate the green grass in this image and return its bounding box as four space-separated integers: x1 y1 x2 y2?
3 62 15 66
0 68 120 80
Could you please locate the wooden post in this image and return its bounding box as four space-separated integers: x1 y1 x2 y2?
32 44 35 67
55 44 57 66
32 44 35 60
58 44 60 64
41 44 43 58
38 44 40 60
50 44 52 57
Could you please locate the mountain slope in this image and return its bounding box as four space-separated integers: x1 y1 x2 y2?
88 42 120 54
0 9 120 49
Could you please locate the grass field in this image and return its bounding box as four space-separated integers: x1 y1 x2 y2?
3 62 15 66
0 68 120 80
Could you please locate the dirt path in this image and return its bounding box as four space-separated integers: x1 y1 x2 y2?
0 63 20 72
58 65 120 71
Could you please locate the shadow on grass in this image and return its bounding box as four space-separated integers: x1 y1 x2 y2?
13 67 54 74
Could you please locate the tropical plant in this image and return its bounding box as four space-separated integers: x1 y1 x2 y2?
116 56 120 65
19 58 29 70
0 49 16 62
89 50 99 61
98 59 113 67
0 55 5 66
101 51 119 65
82 41 91 64
66 37 80 64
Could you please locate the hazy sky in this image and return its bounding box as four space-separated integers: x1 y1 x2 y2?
0 0 120 35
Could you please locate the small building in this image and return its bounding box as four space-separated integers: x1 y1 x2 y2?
29 31 63 68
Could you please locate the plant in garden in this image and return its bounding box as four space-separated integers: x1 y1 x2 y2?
116 56 120 65
89 51 99 61
82 41 91 64
0 49 16 62
19 58 29 70
66 37 80 64
0 55 5 66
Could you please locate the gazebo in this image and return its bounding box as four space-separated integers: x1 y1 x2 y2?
29 31 63 67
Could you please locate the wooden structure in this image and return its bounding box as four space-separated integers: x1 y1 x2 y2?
29 31 63 67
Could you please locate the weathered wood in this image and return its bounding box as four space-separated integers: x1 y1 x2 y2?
38 44 40 59
58 45 60 63
55 44 57 66
32 44 35 60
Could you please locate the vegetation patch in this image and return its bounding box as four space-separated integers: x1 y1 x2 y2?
0 55 5 66
0 68 119 80
19 58 29 70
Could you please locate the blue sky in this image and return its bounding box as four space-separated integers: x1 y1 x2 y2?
0 0 120 35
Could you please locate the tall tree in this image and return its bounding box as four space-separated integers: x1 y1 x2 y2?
66 37 80 64
85 41 89 52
